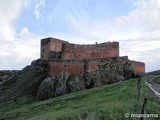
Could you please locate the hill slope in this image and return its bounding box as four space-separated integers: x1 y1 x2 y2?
0 77 159 120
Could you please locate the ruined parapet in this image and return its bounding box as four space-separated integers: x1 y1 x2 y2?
40 37 119 60
62 42 119 60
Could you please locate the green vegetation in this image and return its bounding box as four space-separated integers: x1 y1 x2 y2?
146 74 160 84
0 77 160 120
152 75 160 84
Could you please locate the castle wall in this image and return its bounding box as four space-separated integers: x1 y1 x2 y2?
132 61 145 75
86 56 129 72
48 56 129 77
88 61 99 72
48 60 84 77
62 42 119 60
40 37 145 77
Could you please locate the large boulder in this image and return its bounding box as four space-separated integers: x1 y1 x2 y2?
36 77 55 100
67 74 86 92
54 72 69 96
37 73 86 100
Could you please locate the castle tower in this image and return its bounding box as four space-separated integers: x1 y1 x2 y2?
41 37 68 60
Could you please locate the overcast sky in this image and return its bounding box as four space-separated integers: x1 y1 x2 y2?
0 0 160 72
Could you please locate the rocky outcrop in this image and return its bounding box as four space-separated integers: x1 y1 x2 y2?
0 59 48 103
84 61 136 89
0 58 139 102
0 70 19 85
37 60 137 100
37 73 86 100
0 70 19 96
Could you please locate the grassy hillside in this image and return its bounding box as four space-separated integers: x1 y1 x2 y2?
0 77 160 120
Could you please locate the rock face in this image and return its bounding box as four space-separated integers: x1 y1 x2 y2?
0 58 139 102
37 73 86 100
0 70 19 96
37 60 137 100
84 61 136 89
0 59 48 103
0 70 19 85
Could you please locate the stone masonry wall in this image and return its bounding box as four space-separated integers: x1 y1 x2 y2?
48 60 84 77
62 42 119 60
48 56 130 77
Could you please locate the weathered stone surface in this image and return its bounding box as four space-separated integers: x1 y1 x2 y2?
0 70 19 97
37 73 86 100
54 72 69 96
0 70 19 86
16 59 48 96
36 77 55 100
84 61 136 89
0 59 48 103
67 74 86 92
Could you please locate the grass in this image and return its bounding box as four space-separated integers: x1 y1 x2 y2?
0 77 160 120
146 74 160 84
152 75 160 84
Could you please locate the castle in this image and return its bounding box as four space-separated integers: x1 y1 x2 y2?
40 37 145 78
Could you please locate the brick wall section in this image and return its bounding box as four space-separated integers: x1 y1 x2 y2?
62 42 119 60
48 56 130 77
88 61 99 72
48 60 84 77
132 61 145 75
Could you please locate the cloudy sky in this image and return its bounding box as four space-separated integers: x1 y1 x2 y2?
0 0 160 72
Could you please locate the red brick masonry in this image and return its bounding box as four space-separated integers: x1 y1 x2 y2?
41 37 145 77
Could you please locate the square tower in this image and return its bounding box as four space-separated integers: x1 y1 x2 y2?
41 37 67 60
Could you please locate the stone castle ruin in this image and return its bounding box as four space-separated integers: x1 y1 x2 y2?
0 37 145 101
40 37 145 77
36 37 145 100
